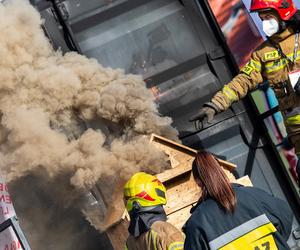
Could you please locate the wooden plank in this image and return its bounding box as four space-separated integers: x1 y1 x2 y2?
98 181 126 231
165 182 201 215
150 134 237 171
234 175 253 187
157 159 236 183
150 136 193 168
164 173 201 215
157 159 193 182
150 134 196 155
167 204 195 230
223 168 236 182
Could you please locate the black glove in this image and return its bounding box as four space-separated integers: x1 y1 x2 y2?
189 102 219 123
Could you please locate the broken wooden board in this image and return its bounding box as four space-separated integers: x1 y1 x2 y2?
150 134 237 171
234 175 253 187
92 181 127 232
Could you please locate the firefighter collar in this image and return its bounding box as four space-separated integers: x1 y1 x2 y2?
128 205 167 237
270 27 294 43
268 32 299 66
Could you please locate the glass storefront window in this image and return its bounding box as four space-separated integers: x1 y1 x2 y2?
61 0 226 134
64 0 121 20
74 0 205 78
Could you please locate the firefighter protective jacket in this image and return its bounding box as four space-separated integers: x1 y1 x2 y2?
126 220 184 250
183 184 293 250
211 27 300 131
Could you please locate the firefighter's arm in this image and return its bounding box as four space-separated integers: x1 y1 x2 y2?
211 51 263 111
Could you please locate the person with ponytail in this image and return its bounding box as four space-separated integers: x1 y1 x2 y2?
183 151 293 250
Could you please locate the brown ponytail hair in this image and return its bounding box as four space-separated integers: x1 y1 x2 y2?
192 151 236 213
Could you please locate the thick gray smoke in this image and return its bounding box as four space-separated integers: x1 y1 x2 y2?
0 0 178 249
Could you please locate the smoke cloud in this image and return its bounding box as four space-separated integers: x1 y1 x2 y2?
0 0 178 249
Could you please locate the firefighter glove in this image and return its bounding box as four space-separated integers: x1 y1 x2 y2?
189 102 218 123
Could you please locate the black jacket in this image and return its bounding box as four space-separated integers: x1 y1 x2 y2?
183 184 293 250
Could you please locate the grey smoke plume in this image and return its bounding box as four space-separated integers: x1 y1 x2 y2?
0 0 178 249
0 0 177 185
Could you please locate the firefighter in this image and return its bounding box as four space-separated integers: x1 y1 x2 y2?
190 0 300 185
124 172 184 250
183 151 293 250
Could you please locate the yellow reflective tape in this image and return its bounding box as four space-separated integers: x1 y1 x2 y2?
265 51 300 73
286 50 300 62
220 223 277 250
286 114 300 126
249 59 262 72
222 85 239 102
151 230 158 250
241 60 261 75
241 65 254 75
264 51 280 61
168 241 184 250
250 234 278 250
265 59 288 73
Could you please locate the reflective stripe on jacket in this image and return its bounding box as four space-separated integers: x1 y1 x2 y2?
211 27 300 123
183 184 293 250
209 214 277 250
126 221 184 250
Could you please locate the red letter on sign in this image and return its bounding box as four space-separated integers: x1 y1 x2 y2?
0 195 5 202
5 195 12 204
11 240 17 250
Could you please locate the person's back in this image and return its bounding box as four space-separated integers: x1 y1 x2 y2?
184 184 293 250
126 220 184 250
183 151 293 250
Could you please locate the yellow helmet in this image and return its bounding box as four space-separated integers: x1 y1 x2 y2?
124 172 167 212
